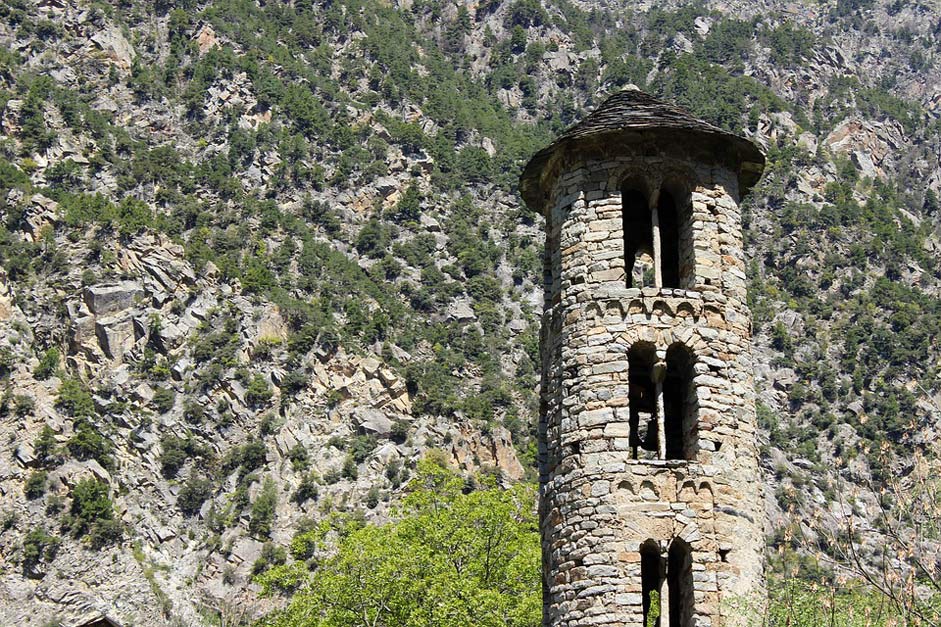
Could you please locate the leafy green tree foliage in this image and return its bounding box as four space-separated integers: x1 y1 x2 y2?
152 386 176 414
389 182 421 224
506 0 548 27
177 475 213 516
249 477 279 538
67 421 112 468
257 459 540 627
223 439 268 477
700 18 753 64
62 478 122 548
0 157 29 192
509 25 528 54
242 253 276 295
253 542 288 575
46 159 84 191
55 378 95 417
834 0 874 17
21 527 60 574
601 54 653 90
56 192 118 229
19 76 55 153
115 197 154 237
456 146 494 183
56 378 113 469
654 54 784 133
924 189 939 214
760 23 816 66
282 83 331 137
132 145 191 190
354 217 392 258
293 472 320 504
0 348 14 380
160 433 212 478
24 470 47 500
246 373 274 407
32 425 60 468
645 591 660 627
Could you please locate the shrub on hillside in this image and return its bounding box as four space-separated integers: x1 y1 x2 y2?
62 478 122 549
33 348 59 380
178 476 213 516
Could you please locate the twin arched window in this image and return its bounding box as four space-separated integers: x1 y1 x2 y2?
641 539 695 627
622 183 691 290
627 343 697 461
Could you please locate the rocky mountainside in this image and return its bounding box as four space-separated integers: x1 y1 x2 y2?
0 0 939 624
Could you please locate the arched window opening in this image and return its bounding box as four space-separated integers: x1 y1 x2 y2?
628 343 658 460
641 540 663 627
667 539 694 627
658 190 680 288
622 188 653 289
664 344 697 461
620 179 694 291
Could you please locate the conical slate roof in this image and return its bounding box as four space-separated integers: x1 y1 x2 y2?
519 89 765 213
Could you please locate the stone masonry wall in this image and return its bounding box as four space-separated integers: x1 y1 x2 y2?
539 145 763 627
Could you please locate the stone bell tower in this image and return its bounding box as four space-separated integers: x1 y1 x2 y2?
520 90 766 627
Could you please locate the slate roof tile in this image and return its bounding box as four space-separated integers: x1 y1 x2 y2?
519 89 765 213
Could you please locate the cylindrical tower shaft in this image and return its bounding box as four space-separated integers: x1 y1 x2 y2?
521 90 766 627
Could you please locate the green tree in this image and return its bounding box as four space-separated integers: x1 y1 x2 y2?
67 418 112 469
62 478 122 548
32 425 59 468
152 386 176 414
510 25 528 54
389 183 422 224
160 434 189 478
178 475 213 516
34 347 60 380
19 78 55 153
925 189 939 214
55 378 95 417
456 146 493 183
506 0 548 27
249 477 278 538
257 459 540 627
246 374 274 408
24 470 47 500
21 527 60 574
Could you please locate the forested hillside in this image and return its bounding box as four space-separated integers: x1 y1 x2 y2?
0 0 939 624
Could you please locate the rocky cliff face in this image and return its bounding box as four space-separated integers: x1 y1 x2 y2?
0 0 939 623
